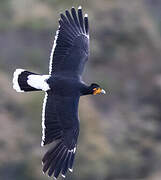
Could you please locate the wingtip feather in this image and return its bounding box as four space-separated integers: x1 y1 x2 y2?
78 6 82 9
69 168 73 172
62 174 66 178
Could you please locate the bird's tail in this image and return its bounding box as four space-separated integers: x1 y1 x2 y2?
13 69 50 92
42 141 76 179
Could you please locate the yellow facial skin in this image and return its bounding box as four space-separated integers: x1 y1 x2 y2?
93 88 102 95
93 87 106 95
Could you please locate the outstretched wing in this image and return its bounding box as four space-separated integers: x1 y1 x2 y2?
49 6 89 77
41 91 79 179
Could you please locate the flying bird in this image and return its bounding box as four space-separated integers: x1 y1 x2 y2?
13 6 106 179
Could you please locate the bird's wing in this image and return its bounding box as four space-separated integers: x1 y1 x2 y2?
41 91 79 179
49 6 89 78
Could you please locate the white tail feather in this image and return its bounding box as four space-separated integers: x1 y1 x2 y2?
27 75 50 91
13 69 25 92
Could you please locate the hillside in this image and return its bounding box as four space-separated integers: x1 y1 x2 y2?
1 0 161 179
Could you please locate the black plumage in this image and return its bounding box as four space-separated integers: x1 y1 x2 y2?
12 6 105 179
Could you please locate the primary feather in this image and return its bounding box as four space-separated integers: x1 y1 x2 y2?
49 6 89 78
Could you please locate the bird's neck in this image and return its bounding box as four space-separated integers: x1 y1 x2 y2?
80 84 92 96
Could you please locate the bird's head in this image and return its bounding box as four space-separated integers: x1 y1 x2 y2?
90 83 106 95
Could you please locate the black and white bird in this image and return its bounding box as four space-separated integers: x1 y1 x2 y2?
13 6 106 179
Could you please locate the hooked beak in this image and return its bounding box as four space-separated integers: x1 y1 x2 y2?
101 89 106 94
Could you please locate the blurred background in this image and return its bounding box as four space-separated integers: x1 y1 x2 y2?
1 0 161 179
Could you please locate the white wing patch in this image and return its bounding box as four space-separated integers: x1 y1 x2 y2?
27 75 50 91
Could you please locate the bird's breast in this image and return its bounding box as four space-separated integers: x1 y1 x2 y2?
48 76 81 96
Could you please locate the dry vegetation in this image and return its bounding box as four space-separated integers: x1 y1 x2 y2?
1 0 161 179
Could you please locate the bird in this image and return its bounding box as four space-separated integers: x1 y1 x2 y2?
12 6 106 179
